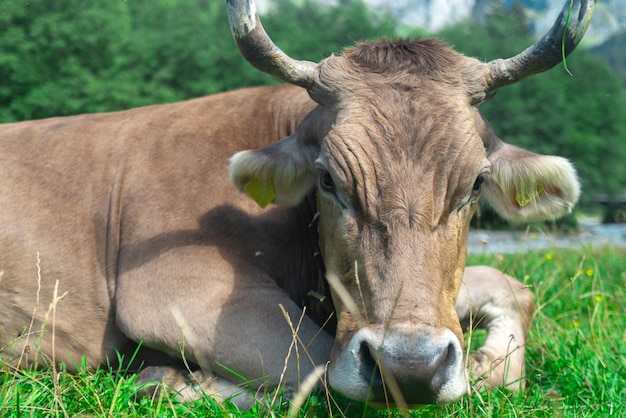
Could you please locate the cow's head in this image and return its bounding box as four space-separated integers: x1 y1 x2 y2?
227 0 593 406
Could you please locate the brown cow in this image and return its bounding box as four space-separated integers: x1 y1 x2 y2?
0 0 592 409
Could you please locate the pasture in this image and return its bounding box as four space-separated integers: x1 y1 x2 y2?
1 244 624 417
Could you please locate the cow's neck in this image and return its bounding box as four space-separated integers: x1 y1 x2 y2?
257 190 335 332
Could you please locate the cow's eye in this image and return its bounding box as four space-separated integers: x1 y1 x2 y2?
318 170 335 193
471 175 484 198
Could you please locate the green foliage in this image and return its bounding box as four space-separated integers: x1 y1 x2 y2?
0 1 139 120
0 0 396 124
125 0 270 96
0 0 251 121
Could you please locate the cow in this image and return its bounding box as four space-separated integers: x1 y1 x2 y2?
0 0 592 409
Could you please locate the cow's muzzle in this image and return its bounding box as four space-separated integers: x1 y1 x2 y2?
328 327 468 405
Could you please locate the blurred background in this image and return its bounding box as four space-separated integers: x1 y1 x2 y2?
1 0 624 226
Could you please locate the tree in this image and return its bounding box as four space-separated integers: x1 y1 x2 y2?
0 1 145 121
124 0 270 97
0 0 398 123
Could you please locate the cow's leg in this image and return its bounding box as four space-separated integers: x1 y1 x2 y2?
115 262 334 407
456 266 535 391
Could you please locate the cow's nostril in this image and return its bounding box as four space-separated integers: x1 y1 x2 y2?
432 341 460 392
445 342 457 366
358 341 383 387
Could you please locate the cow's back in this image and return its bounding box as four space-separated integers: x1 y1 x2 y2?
0 84 314 369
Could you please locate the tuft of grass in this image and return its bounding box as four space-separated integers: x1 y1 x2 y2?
1 246 624 417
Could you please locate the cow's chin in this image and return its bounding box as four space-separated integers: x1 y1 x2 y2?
327 327 469 406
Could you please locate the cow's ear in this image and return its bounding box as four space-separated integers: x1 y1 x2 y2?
483 143 580 222
229 134 319 208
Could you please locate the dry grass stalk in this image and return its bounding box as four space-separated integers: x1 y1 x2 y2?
17 252 43 369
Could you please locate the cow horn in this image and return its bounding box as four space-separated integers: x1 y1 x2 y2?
226 0 317 89
485 0 595 92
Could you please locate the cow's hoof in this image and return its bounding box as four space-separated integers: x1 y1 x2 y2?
135 365 191 399
134 366 255 409
468 349 525 392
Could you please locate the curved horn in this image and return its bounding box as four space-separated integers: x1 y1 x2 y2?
226 0 317 89
485 0 595 91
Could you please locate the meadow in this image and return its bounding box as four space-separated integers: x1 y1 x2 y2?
1 245 624 417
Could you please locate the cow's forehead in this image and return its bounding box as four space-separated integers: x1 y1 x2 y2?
311 37 488 105
309 38 494 224
317 86 488 225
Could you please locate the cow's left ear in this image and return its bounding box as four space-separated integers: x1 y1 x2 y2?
230 134 319 208
483 143 580 222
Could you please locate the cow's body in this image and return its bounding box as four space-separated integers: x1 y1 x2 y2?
1 0 594 408
0 84 321 368
1 83 531 405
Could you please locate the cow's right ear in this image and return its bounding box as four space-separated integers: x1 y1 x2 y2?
230 134 319 208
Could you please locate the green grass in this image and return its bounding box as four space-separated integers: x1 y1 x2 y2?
1 246 624 417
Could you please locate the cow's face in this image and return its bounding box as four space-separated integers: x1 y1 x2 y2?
226 0 591 405
313 105 481 405
310 44 487 403
230 40 579 405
